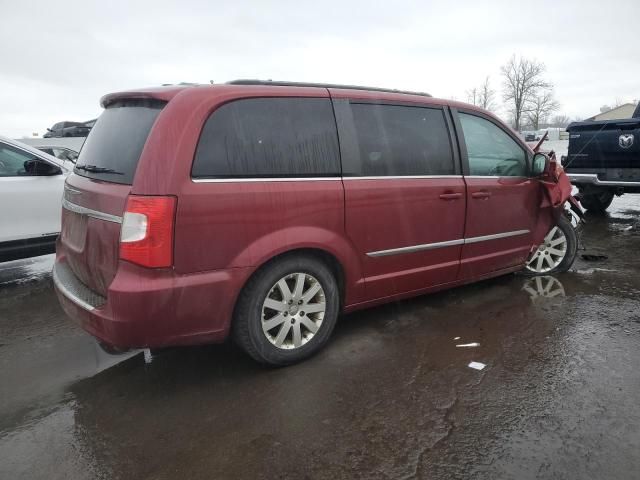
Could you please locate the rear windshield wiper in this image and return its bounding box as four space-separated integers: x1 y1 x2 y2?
75 164 123 175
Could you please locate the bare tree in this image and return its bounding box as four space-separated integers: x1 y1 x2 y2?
501 55 551 131
550 114 571 127
466 77 497 111
466 87 480 106
479 76 496 111
525 89 560 130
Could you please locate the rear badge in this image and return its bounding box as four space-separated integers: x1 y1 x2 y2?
619 133 634 149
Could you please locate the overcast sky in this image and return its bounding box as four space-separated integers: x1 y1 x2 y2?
1 0 638 138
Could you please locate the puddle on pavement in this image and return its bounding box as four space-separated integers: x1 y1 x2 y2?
522 275 566 300
0 254 54 287
2 195 640 479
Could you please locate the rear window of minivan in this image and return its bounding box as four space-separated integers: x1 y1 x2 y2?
74 99 165 185
192 97 340 178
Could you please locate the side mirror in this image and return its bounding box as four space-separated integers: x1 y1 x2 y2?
531 153 549 177
24 159 62 176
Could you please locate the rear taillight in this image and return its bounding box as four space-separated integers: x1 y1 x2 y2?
119 195 176 268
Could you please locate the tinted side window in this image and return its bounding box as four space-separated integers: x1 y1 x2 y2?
459 113 527 177
0 143 37 177
344 103 454 176
192 98 340 178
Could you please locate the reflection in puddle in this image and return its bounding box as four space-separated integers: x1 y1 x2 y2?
522 276 566 300
0 254 54 286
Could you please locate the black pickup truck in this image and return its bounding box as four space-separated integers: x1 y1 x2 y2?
564 104 640 212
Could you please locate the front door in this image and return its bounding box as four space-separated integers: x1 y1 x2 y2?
333 98 466 299
0 142 65 244
453 109 542 279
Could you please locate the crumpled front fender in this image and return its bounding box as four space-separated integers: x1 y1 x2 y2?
531 167 575 246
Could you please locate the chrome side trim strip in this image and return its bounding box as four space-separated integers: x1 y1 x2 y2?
192 177 340 183
62 198 123 224
568 173 640 187
464 229 530 244
464 175 528 179
52 265 96 312
192 175 464 183
366 229 530 257
464 175 502 179
190 175 537 183
342 175 464 180
367 239 465 257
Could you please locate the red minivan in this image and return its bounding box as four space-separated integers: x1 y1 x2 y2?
53 80 577 365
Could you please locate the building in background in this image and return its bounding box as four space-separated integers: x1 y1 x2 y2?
588 103 638 121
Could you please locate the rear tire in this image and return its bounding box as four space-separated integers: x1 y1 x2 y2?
524 214 578 276
580 189 614 213
232 255 340 366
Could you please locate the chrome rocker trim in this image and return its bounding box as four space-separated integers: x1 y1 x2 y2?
367 229 530 257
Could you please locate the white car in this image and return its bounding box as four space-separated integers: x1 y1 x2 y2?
0 135 72 262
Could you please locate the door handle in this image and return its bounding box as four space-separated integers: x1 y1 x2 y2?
439 192 463 200
471 191 492 199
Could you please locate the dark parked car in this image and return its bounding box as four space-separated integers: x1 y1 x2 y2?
44 120 93 138
565 103 640 212
53 81 577 365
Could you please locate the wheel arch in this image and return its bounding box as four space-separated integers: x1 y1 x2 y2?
229 225 366 304
237 246 356 313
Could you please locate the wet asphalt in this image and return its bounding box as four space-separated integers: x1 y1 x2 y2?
2 197 640 480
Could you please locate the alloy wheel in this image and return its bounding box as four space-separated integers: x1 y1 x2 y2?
526 226 568 274
261 273 326 349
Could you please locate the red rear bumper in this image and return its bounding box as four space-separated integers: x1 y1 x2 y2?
54 256 252 349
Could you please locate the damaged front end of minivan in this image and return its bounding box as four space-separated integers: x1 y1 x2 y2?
524 134 584 275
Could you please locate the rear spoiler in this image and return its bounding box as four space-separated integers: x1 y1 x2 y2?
100 86 191 108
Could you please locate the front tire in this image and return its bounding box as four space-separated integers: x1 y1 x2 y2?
579 189 614 213
524 215 578 275
232 255 340 366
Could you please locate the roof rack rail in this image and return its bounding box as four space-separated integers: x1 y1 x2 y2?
226 79 431 98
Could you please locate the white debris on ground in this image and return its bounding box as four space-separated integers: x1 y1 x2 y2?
456 342 480 348
468 362 486 371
